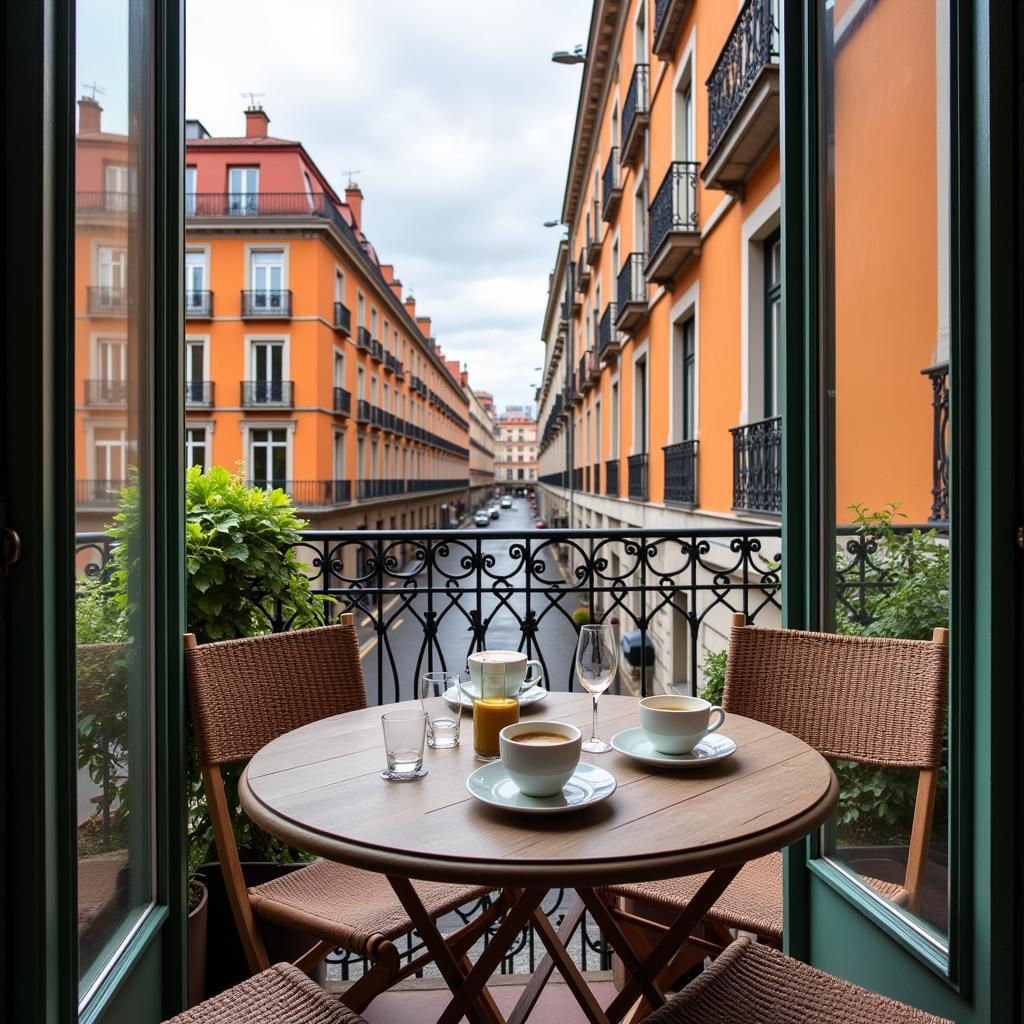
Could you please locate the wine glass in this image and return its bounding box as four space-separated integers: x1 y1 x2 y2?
575 623 617 753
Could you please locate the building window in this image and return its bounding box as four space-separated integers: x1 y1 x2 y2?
682 319 695 439
251 340 285 402
334 269 345 303
333 432 345 481
185 166 197 215
634 358 648 454
185 427 207 469
185 339 205 402
97 245 126 290
764 228 781 418
94 426 127 484
249 428 287 488
185 250 206 309
357 292 366 327
250 250 284 307
228 166 259 214
96 337 126 385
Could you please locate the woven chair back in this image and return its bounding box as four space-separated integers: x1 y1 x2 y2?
723 622 947 770
186 621 366 767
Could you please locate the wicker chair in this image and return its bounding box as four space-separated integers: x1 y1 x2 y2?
185 616 501 1012
603 612 948 974
165 962 365 1023
643 938 953 1024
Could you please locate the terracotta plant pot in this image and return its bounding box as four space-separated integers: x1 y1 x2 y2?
187 881 209 1007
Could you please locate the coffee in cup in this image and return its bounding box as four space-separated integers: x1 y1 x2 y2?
638 695 726 755
499 720 582 797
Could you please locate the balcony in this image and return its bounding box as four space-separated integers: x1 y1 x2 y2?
579 352 594 393
702 0 780 195
248 480 352 506
240 289 292 318
605 458 619 496
586 199 603 265
184 289 213 318
87 286 129 315
592 462 601 493
621 64 650 165
602 147 623 222
356 326 372 352
333 301 351 335
333 386 351 417
84 379 127 406
565 370 581 408
598 301 621 362
577 249 591 290
647 161 701 284
731 415 782 514
355 399 371 423
240 380 294 407
370 338 384 363
184 380 213 409
616 252 648 332
653 0 696 58
395 359 406 381
383 352 398 375
628 452 649 500
74 480 126 506
663 440 698 506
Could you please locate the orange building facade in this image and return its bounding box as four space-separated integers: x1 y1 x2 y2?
536 0 947 688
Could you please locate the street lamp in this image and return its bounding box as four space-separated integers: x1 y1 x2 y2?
552 45 586 65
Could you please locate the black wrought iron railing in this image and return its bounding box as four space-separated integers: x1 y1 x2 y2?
616 253 646 316
370 339 384 362
334 387 352 417
384 352 400 375
598 302 618 358
246 480 352 506
355 399 371 423
240 380 294 406
605 458 620 496
602 147 621 219
628 453 648 500
663 440 698 506
75 481 126 505
357 327 372 352
87 286 129 315
707 0 780 155
333 302 351 334
649 161 700 257
185 380 214 408
622 64 650 155
356 479 467 501
241 289 292 318
76 191 139 214
730 416 782 514
592 462 601 493
84 379 127 406
922 363 949 522
185 290 213 317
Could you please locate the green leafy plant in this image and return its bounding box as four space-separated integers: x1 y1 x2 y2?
699 649 728 706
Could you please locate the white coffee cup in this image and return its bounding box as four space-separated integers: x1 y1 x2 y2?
499 720 582 797
467 650 543 695
638 695 726 755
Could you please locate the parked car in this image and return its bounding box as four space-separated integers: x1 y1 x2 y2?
474 511 490 527
489 507 500 519
534 518 547 529
500 496 512 508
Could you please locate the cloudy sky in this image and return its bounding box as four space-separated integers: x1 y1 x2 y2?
186 0 591 413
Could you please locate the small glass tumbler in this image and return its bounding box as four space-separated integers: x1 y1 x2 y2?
380 708 429 781
419 672 462 748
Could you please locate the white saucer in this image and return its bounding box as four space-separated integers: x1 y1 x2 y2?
444 683 547 711
465 760 616 815
610 727 737 768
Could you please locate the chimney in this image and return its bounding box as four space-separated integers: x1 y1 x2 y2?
389 280 403 299
416 316 432 339
78 96 102 133
245 106 270 138
345 184 363 230
380 264 394 283
404 296 417 319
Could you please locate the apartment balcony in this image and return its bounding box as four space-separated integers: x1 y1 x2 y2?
184 380 213 409
663 439 698 506
333 301 351 335
731 415 782 514
383 351 398 375
240 380 294 407
604 457 620 497
653 0 696 58
75 191 138 215
355 399 371 424
702 0 780 195
616 252 648 332
410 374 423 394
370 338 384 363
598 301 621 362
356 326 372 353
74 479 127 506
592 462 601 493
602 147 623 222
240 289 292 318
579 352 594 393
621 64 650 165
184 289 213 318
586 199 603 265
577 249 591 290
565 370 581 408
87 286 129 315
647 161 701 284
249 480 352 506
628 453 649 500
395 359 406 380
333 386 351 417
84 379 127 406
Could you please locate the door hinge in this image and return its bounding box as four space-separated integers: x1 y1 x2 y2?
1017 526 1024 551
0 526 22 575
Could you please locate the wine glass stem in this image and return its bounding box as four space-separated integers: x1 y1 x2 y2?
591 693 600 742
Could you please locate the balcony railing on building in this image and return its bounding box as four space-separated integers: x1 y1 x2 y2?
923 362 949 522
248 480 352 506
628 453 648 501
334 387 352 417
586 199 603 265
621 64 650 164
356 478 468 501
370 338 384 363
184 380 213 409
87 286 129 315
703 0 780 193
333 302 351 336
663 440 698 506
577 249 591 290
565 370 581 408
384 352 400 375
731 416 782 514
76 191 139 215
84 379 127 406
648 161 700 283
592 462 601 494
653 0 696 58
185 289 213 318
616 253 648 332
240 380 294 407
602 147 623 222
356 327 372 352
75 480 126 506
355 399 371 424
241 289 292 318
579 352 596 394
598 301 621 362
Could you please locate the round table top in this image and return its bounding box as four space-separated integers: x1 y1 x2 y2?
239 692 838 888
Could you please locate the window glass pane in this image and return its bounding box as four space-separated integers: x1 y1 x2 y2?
74 0 154 997
820 0 950 943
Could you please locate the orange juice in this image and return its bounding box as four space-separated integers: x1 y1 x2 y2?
473 697 519 759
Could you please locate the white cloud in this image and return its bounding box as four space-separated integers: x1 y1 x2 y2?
186 0 590 411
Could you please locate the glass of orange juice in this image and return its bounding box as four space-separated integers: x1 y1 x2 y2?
473 661 520 761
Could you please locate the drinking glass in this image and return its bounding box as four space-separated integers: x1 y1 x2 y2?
380 708 429 781
575 623 617 753
420 671 462 748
